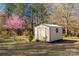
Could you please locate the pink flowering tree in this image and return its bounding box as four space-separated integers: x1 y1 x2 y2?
3 16 26 36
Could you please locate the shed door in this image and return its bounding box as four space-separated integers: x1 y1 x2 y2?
38 27 47 41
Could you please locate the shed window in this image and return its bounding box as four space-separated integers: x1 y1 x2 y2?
56 28 58 33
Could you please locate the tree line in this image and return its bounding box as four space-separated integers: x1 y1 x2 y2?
0 3 79 37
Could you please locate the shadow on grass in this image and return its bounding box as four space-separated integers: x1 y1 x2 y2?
49 39 78 44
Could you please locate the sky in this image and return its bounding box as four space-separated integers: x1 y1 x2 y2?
0 3 7 14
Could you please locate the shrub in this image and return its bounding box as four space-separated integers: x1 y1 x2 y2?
63 34 68 37
28 34 33 42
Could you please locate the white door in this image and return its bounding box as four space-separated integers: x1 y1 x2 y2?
38 27 46 41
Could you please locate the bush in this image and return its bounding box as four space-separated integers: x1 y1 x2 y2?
63 34 68 37
28 34 33 42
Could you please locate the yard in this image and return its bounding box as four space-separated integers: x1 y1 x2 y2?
0 37 79 56
1 3 79 56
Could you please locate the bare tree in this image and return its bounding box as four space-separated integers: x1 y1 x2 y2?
50 3 79 36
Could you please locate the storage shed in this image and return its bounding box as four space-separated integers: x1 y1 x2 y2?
34 24 62 42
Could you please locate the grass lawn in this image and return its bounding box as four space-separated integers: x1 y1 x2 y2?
0 36 79 56
0 42 79 56
64 36 79 40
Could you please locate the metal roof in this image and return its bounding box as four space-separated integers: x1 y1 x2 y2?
35 24 62 28
43 24 61 27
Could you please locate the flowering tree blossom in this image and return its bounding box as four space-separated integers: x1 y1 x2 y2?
3 16 26 36
4 16 25 30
